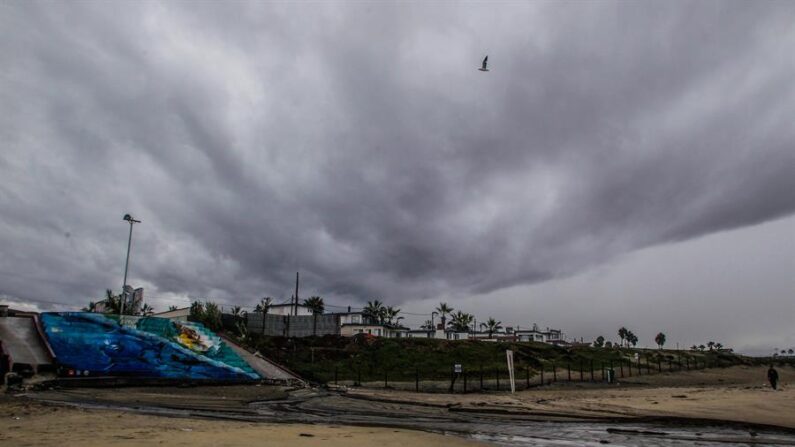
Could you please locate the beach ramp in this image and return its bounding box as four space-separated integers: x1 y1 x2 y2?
40 312 259 381
220 334 304 384
0 315 54 374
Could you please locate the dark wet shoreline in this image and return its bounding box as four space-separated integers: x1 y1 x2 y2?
20 386 795 446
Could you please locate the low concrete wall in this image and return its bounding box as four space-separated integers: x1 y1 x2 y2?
246 313 340 337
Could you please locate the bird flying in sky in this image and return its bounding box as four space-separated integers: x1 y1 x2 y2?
479 55 489 72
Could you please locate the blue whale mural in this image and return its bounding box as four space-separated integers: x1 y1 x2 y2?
40 312 259 380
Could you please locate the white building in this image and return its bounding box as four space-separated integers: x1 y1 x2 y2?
337 311 366 325
405 329 435 338
514 325 564 343
340 323 408 338
152 307 190 322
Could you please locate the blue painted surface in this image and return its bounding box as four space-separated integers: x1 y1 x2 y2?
40 312 259 380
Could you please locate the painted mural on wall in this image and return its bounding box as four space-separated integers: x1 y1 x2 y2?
40 312 259 380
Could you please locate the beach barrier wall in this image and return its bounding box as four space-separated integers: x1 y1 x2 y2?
40 312 259 380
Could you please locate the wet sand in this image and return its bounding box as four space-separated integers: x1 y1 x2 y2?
349 365 795 430
3 365 793 446
0 393 485 447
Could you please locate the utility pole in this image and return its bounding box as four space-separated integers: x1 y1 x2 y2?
121 214 141 317
294 272 299 316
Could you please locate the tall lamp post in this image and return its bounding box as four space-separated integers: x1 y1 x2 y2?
121 214 141 316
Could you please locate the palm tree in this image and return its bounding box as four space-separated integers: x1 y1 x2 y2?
655 332 666 349
698 344 706 352
82 301 97 312
421 320 435 330
104 289 120 314
252 297 273 335
97 289 136 316
593 336 605 348
303 296 325 314
232 306 243 318
435 303 454 330
626 331 638 347
140 303 154 316
168 305 178 311
618 327 628 347
707 341 715 351
203 301 222 331
363 300 385 324
254 297 273 314
690 345 698 351
715 343 724 351
189 300 205 321
384 306 402 326
480 317 503 338
303 296 325 336
448 311 474 333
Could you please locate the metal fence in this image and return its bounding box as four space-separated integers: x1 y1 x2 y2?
315 355 721 393
246 313 340 337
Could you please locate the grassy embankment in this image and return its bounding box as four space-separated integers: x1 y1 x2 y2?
243 335 751 387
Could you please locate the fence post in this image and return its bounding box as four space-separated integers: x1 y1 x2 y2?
463 371 467 393
415 367 419 392
590 359 595 382
480 366 484 390
552 363 557 382
609 360 614 379
580 360 584 382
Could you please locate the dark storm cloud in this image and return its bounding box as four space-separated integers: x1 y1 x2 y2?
1 1 793 310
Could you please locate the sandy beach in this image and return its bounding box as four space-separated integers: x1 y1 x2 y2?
0 395 485 447
349 365 795 430
2 365 793 446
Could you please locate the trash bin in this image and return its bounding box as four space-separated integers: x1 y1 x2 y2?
606 368 615 384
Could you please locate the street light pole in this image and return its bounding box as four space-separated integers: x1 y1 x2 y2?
121 214 141 316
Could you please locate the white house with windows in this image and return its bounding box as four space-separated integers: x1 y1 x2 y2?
405 329 435 338
514 325 564 343
337 311 366 325
340 323 408 338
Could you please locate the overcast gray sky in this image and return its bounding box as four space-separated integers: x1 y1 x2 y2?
1 1 793 354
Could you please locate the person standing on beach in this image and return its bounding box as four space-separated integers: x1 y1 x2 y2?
767 365 779 390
